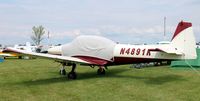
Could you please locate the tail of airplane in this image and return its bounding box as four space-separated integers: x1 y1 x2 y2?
171 21 197 59
25 42 33 52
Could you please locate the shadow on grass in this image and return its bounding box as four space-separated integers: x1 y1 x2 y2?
105 72 186 85
20 77 69 85
132 75 186 85
14 68 128 86
15 68 186 86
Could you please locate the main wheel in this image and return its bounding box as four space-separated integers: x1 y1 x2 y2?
59 69 66 75
68 72 77 79
97 68 105 75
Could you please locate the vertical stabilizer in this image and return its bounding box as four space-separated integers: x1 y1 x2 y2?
25 42 32 52
171 21 197 59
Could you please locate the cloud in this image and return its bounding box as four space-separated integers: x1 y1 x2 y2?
51 30 81 38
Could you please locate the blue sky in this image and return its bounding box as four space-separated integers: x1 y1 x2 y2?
0 0 200 45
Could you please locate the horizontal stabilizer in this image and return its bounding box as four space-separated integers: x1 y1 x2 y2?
149 47 183 55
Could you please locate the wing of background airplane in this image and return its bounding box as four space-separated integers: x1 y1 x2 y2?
3 47 97 65
0 52 17 57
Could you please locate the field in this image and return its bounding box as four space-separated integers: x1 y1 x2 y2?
0 58 200 101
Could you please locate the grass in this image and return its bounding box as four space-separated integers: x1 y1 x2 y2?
0 58 200 101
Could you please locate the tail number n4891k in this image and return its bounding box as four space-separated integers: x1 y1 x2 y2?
120 48 151 56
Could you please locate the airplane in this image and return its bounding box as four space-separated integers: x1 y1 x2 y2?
1 42 36 59
0 48 17 59
3 21 197 79
13 42 36 53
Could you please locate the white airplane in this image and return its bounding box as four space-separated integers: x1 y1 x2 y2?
4 21 197 79
13 42 36 52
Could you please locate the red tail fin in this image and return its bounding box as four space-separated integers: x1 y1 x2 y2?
170 21 196 59
171 21 192 41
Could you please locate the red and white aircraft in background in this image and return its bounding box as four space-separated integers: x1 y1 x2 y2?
4 21 197 79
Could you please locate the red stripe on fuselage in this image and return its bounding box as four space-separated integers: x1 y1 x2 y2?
107 57 173 66
73 56 174 66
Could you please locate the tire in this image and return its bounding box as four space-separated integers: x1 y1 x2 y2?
68 72 77 79
97 69 105 75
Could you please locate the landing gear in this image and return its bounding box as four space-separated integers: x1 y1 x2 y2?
59 63 77 79
68 72 77 79
59 69 66 75
68 63 77 79
58 63 107 79
59 64 66 75
97 66 105 75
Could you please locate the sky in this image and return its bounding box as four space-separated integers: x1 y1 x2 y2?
0 0 200 45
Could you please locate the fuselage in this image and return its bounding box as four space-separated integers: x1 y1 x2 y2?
48 42 182 66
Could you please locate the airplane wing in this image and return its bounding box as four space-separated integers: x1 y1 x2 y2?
3 47 94 65
0 52 17 57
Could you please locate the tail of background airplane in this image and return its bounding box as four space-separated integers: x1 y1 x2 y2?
25 42 33 52
171 21 197 59
13 42 33 52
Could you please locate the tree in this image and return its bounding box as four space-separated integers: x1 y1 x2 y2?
31 25 45 46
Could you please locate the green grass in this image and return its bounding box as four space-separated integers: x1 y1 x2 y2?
0 58 200 101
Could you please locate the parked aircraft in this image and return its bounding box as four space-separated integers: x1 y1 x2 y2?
13 42 36 52
1 42 37 59
0 47 17 58
0 51 17 58
3 21 197 79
